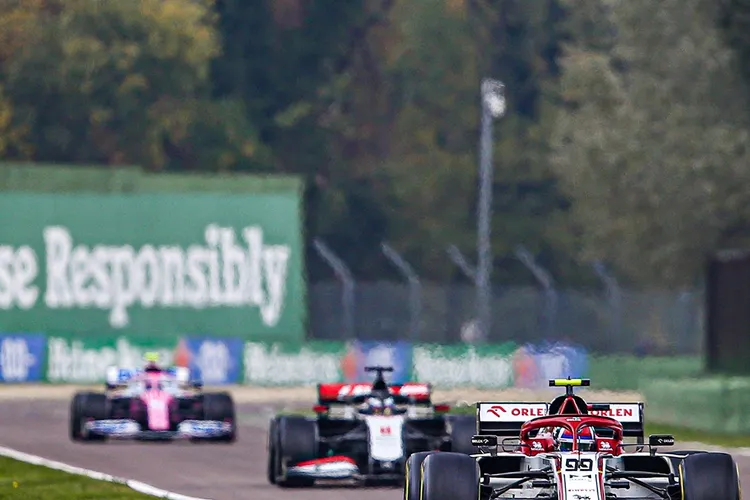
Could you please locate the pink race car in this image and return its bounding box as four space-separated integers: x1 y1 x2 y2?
69 365 236 443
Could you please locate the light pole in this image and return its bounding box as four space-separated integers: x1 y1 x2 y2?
477 78 506 342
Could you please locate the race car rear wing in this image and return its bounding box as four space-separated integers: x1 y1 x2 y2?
317 382 432 404
476 402 645 440
105 366 191 387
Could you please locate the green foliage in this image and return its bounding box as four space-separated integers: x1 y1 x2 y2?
1 0 266 171
4 0 750 288
551 0 750 286
718 0 750 87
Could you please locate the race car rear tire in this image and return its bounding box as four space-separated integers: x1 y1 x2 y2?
449 415 478 455
421 452 479 500
404 451 433 500
202 392 236 442
276 416 317 487
70 392 107 442
679 451 740 500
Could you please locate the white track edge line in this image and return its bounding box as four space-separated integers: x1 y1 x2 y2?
0 445 212 500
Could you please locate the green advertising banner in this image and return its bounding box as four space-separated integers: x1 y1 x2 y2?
242 341 347 385
46 334 182 383
0 192 305 342
412 342 519 388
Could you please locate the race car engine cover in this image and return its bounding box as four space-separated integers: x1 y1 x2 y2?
364 415 405 462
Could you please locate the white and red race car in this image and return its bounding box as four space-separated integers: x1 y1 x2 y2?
404 378 741 500
267 366 476 487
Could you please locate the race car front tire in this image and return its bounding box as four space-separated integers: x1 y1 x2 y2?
449 415 479 455
421 452 479 500
70 392 107 442
202 392 236 442
679 451 740 500
666 450 706 471
276 416 318 487
404 451 433 500
267 417 279 485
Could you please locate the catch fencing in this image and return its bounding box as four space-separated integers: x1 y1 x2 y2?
309 282 704 356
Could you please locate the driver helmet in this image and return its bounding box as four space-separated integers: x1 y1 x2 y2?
143 352 162 372
382 396 396 415
554 426 596 452
366 397 384 414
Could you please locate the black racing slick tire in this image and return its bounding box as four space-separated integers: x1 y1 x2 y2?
267 417 279 485
666 450 706 471
404 451 433 500
70 392 107 442
679 451 740 500
421 452 479 500
449 415 479 455
276 416 318 488
202 392 237 442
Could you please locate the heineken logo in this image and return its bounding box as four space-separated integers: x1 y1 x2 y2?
0 224 291 328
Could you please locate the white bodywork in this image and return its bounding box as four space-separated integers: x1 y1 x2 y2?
364 415 405 461
556 452 602 499
480 451 675 499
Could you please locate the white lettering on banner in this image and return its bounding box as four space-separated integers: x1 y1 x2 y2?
47 337 174 383
0 338 36 381
412 347 513 387
0 246 39 310
36 224 290 328
243 342 340 384
535 352 569 380
195 341 231 384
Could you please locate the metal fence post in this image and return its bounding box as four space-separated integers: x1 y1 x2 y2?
313 239 355 340
676 289 693 353
447 245 477 283
381 242 421 341
515 245 558 339
592 260 622 339
447 245 485 344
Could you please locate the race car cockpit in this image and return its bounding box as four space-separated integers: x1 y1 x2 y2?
546 378 621 441
351 366 410 415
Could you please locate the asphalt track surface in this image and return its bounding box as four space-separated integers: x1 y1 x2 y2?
0 401 399 500
1 400 749 500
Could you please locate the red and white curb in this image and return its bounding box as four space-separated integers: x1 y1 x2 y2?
0 445 211 500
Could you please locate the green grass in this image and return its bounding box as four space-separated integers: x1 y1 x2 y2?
0 456 154 499
646 424 750 449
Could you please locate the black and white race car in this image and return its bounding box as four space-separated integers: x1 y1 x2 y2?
267 366 476 487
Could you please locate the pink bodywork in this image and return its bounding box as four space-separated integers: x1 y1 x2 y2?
137 371 174 431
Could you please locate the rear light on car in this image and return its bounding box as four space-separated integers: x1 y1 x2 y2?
313 405 328 413
434 404 450 412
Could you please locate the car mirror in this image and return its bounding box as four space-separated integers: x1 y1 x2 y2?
648 434 674 447
471 434 498 447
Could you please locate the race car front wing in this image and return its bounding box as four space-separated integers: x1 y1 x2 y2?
285 455 404 482
84 419 233 440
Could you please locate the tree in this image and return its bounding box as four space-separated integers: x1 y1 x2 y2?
0 0 58 158
551 0 750 286
2 0 267 171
